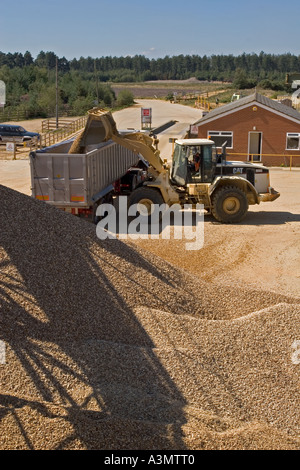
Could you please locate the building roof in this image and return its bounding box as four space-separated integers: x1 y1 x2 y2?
194 92 300 125
175 138 214 146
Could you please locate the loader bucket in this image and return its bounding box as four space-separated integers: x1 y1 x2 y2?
69 108 119 154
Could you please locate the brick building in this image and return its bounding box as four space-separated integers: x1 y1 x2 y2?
191 92 300 166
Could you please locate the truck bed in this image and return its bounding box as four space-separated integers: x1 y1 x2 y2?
30 139 139 208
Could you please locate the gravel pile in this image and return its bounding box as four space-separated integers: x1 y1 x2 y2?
0 184 299 450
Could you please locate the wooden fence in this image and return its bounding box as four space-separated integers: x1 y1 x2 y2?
39 116 88 148
41 117 86 132
0 108 80 123
0 109 28 122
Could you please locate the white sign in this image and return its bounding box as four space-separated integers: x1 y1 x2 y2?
190 125 199 135
6 142 15 152
141 107 152 124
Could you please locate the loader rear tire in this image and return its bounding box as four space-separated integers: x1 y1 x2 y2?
211 185 248 223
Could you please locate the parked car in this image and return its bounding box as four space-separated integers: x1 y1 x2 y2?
0 124 40 144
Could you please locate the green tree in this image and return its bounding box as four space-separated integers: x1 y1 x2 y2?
24 51 33 66
233 68 256 89
116 89 134 107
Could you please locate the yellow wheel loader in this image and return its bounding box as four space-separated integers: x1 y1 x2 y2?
69 107 280 224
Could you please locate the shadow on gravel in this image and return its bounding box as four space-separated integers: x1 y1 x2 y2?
0 185 190 450
204 211 300 226
233 211 300 226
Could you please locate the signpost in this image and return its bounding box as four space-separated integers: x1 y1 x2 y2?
6 142 16 160
141 107 152 130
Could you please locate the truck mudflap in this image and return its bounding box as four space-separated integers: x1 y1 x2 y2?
258 188 280 203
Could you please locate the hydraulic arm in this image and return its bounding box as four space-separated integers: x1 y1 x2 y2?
69 107 166 177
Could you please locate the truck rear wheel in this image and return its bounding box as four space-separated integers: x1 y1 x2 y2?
211 186 248 223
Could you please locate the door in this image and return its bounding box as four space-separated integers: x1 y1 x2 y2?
248 132 262 162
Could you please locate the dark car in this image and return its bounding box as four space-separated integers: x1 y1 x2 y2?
0 124 40 144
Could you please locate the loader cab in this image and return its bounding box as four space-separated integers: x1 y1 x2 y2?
171 139 217 187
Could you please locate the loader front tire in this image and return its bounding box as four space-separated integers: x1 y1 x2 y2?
128 187 165 221
211 186 248 223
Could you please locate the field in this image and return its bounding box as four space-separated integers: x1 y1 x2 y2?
111 78 226 99
111 79 278 106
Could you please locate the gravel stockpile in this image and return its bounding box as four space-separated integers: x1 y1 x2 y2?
0 184 299 450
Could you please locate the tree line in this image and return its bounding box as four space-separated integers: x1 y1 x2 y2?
0 50 298 119
1 50 299 80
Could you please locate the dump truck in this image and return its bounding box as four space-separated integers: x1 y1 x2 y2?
29 136 148 220
30 107 280 224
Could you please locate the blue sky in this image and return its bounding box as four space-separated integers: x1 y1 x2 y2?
0 0 299 59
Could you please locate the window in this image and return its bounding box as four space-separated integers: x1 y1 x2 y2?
208 131 233 148
286 133 300 150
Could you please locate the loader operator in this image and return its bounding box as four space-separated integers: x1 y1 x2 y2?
193 152 201 172
187 147 202 182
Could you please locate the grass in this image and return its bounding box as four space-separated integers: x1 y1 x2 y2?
110 80 232 100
